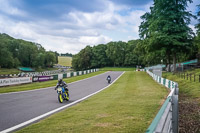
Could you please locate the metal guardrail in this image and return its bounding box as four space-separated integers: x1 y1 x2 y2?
146 70 179 133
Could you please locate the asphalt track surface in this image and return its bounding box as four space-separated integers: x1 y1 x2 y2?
0 71 123 132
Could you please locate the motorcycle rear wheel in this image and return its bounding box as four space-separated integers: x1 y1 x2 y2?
65 92 69 101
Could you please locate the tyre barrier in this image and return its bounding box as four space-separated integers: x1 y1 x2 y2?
0 69 99 87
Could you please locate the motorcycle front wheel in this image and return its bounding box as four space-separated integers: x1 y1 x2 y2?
58 93 63 103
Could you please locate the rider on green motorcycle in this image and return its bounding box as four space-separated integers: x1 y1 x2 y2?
55 79 68 93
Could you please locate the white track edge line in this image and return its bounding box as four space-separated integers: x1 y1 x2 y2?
0 71 125 133
0 71 109 95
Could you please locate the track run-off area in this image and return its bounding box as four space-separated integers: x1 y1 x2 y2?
0 71 168 133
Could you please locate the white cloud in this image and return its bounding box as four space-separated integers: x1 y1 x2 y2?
79 35 112 45
0 0 26 16
0 0 161 54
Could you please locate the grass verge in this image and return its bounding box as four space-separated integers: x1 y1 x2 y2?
0 71 105 94
163 72 200 98
0 68 21 75
163 72 200 132
0 68 59 75
100 67 136 71
16 72 168 133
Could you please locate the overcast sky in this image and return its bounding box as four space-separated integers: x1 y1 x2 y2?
0 0 199 54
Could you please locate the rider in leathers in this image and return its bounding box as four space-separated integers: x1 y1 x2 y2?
55 79 69 93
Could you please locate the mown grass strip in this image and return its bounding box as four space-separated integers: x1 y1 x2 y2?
16 71 168 133
0 71 105 94
100 67 136 71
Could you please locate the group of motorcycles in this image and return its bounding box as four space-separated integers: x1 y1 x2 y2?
55 75 111 103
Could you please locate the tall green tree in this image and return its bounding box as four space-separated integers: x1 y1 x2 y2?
195 4 200 65
91 44 109 68
106 41 127 66
72 46 93 71
0 33 57 69
45 51 57 67
196 5 200 51
139 0 195 72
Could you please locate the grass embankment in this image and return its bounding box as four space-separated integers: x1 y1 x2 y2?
100 67 136 71
16 72 168 133
0 71 105 94
185 68 200 75
163 71 200 98
163 71 200 132
58 56 72 66
0 68 21 75
0 68 58 75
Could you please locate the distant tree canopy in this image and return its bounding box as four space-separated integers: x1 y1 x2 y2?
0 33 58 68
60 53 73 57
196 5 200 53
72 40 144 71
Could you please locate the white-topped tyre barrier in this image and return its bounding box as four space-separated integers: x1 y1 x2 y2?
146 70 178 133
0 69 99 87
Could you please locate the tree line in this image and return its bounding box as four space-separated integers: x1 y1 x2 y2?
60 53 73 57
72 40 144 71
0 33 58 69
72 0 200 71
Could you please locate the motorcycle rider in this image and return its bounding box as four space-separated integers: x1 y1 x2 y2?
55 78 68 93
107 75 111 83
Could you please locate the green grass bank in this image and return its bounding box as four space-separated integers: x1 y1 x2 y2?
163 72 200 98
0 68 59 75
100 67 136 71
16 72 168 133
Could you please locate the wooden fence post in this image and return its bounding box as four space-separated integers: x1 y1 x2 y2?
199 75 200 82
187 73 188 80
184 73 185 79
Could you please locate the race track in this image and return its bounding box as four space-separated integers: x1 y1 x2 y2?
0 71 123 132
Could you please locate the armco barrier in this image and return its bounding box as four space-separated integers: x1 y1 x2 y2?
146 70 179 133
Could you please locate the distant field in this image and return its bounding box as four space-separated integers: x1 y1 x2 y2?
100 67 136 71
58 56 72 66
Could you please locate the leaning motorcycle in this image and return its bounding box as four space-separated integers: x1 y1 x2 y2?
56 87 69 103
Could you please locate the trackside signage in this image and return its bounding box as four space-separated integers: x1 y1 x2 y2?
32 76 54 82
0 77 32 87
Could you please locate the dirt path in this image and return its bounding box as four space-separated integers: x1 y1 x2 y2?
179 94 200 133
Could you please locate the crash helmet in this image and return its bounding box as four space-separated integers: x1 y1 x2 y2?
58 78 63 84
